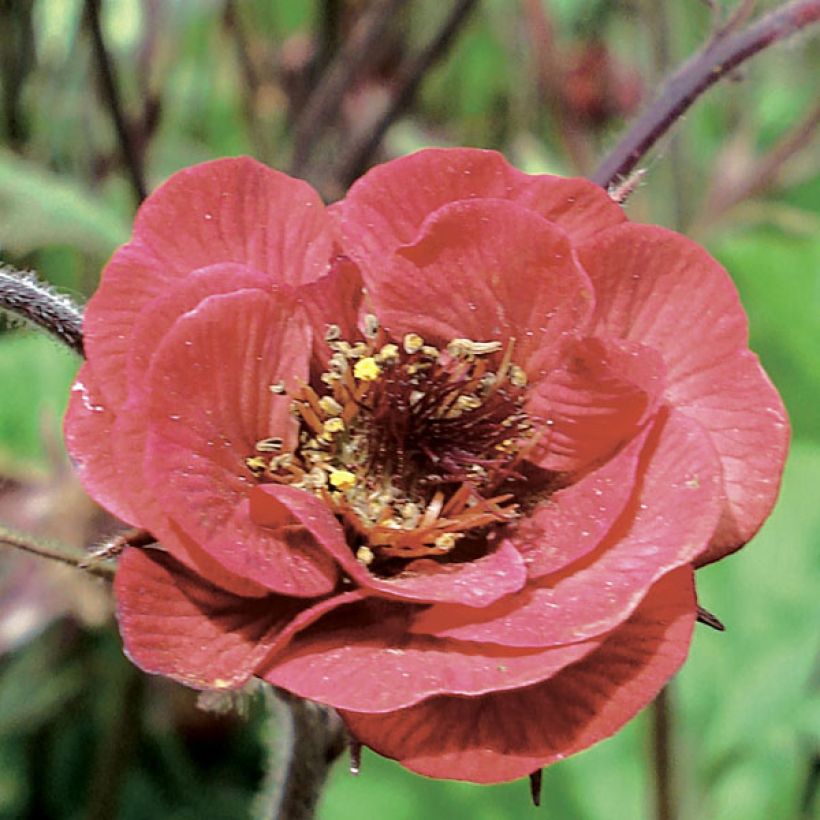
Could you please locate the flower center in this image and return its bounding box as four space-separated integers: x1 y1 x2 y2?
246 317 536 566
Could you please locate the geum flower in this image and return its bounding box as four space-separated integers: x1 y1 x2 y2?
64 149 788 783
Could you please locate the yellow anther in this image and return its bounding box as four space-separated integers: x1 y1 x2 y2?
509 365 528 387
403 333 424 354
325 324 342 342
269 381 286 394
329 469 357 491
322 417 345 435
434 533 458 551
376 343 399 362
356 545 375 565
318 396 343 416
245 456 268 473
353 357 382 381
255 437 283 452
420 345 440 359
447 338 503 358
454 394 482 412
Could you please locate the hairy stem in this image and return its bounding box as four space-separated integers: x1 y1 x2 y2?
0 525 114 581
0 265 84 356
591 0 820 188
84 0 147 204
253 687 347 820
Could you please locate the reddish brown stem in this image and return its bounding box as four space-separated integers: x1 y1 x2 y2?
591 0 820 188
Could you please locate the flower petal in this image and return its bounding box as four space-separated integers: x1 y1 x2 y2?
250 484 528 607
340 567 695 784
337 147 624 276
144 289 338 596
579 223 789 559
262 595 600 713
64 362 139 526
526 336 666 472
84 157 334 407
515 426 649 579
413 409 720 647
115 546 305 690
365 198 594 376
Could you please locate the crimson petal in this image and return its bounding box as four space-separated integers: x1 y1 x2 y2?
579 224 789 560
250 484 528 607
413 409 720 647
341 567 695 783
144 289 338 596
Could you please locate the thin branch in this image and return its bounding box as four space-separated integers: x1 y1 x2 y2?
0 525 114 581
0 265 85 356
328 0 479 193
591 0 820 189
289 0 408 176
84 0 147 204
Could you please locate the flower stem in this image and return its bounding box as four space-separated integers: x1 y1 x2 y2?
591 0 820 189
651 686 676 820
253 686 347 820
0 265 84 355
0 524 114 580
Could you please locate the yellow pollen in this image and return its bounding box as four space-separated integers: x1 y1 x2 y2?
403 333 424 354
353 357 382 381
356 545 375 565
322 417 345 435
435 533 458 551
376 343 399 362
318 396 343 416
509 365 528 387
329 469 357 491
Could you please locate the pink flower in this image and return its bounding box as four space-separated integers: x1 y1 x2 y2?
64 149 788 783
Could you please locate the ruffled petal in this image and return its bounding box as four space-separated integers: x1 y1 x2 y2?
365 199 594 376
527 337 665 472
250 484 528 607
337 148 624 276
261 595 600 713
413 409 720 647
579 223 789 559
84 157 334 407
341 567 695 784
515 427 649 579
64 362 140 526
115 547 306 690
144 289 338 596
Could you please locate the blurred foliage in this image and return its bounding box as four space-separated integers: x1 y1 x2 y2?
0 0 817 818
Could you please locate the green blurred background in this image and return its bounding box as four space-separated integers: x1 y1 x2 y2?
0 1 817 818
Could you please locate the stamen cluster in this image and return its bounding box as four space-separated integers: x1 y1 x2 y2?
246 317 535 565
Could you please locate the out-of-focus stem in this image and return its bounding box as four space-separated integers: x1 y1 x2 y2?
651 687 675 820
84 0 148 204
591 0 820 189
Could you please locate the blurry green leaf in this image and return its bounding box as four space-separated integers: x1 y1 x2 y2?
0 149 128 258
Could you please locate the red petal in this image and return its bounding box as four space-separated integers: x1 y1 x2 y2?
341 567 695 783
84 157 333 407
338 148 624 277
144 289 338 596
64 362 139 526
366 199 593 376
115 546 304 690
251 484 528 607
515 427 648 579
579 224 788 559
412 409 720 647
527 337 666 472
262 595 599 713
